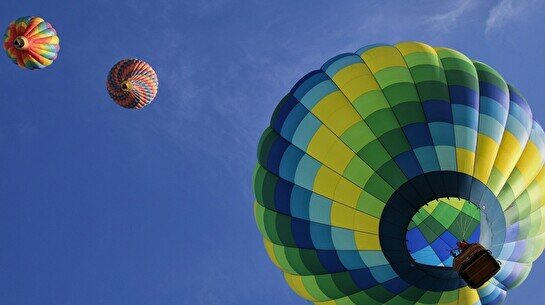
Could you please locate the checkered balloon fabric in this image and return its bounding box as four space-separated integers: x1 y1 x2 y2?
106 58 158 109
3 16 60 70
253 42 545 305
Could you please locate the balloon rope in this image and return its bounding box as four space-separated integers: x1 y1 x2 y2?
455 213 464 240
464 203 481 239
463 207 471 239
462 212 470 239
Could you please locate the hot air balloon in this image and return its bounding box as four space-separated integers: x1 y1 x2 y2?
106 58 158 109
3 16 60 70
253 41 545 305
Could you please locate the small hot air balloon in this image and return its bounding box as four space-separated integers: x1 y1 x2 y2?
3 16 60 70
106 58 159 109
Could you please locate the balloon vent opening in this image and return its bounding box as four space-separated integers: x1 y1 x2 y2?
121 81 133 92
406 198 481 267
13 36 29 50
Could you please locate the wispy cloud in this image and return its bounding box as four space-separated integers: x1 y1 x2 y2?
485 0 536 34
424 0 478 33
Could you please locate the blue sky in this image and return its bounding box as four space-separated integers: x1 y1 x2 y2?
1 0 544 304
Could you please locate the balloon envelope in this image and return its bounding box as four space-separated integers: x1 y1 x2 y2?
106 58 158 109
3 16 60 70
253 41 545 305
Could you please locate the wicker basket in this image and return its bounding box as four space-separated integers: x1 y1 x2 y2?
453 243 501 289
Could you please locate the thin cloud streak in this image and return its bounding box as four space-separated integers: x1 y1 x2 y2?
424 0 477 33
486 0 537 34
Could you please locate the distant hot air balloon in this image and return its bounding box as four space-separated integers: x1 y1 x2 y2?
106 58 158 109
253 41 545 305
3 16 60 70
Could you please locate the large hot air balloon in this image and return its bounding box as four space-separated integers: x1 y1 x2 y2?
106 58 158 109
253 42 545 305
3 16 60 70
